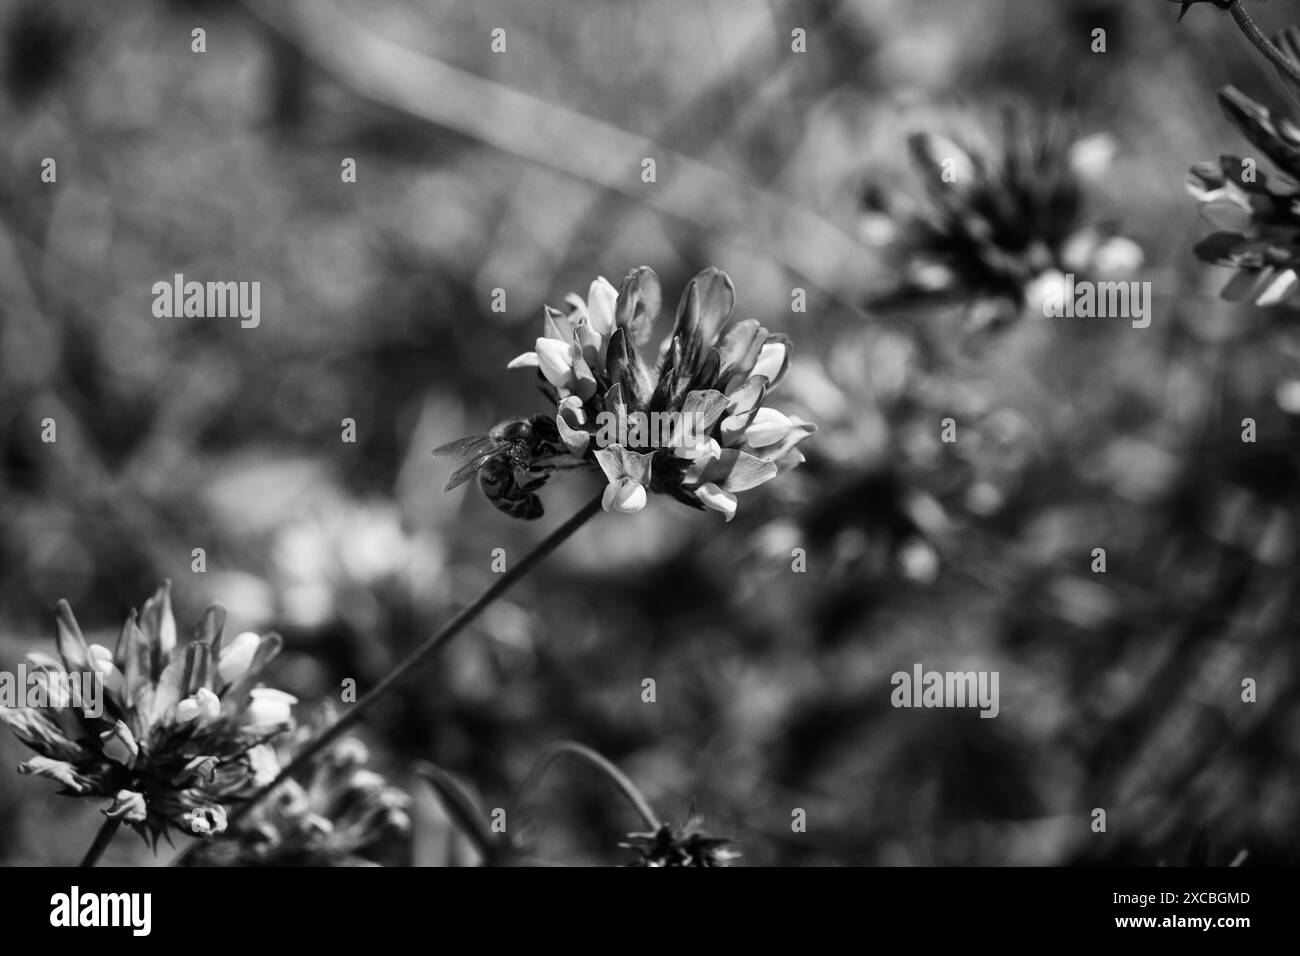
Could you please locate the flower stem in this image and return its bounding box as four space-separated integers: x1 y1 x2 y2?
512 740 661 830
79 817 121 868
1228 1 1300 88
171 491 605 864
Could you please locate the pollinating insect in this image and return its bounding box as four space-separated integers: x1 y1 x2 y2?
433 415 580 519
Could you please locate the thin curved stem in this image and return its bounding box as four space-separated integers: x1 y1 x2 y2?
416 762 501 865
1228 2 1300 88
511 740 661 831
170 491 605 865
79 817 121 868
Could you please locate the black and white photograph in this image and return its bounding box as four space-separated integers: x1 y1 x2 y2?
0 0 1294 934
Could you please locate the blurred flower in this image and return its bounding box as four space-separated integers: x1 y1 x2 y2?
863 112 1141 330
621 815 739 867
1166 0 1236 22
185 724 410 867
1187 86 1300 307
0 583 295 849
504 267 814 521
775 326 1036 585
271 499 444 631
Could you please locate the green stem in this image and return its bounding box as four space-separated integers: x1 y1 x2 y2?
1228 2 1300 88
511 740 661 831
80 817 121 868
171 491 605 865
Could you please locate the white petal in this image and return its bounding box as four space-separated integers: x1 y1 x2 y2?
563 292 589 323
87 644 124 697
1255 268 1300 307
535 338 576 389
610 478 648 514
720 412 752 445
556 412 590 456
87 644 114 668
594 446 625 483
695 483 737 522
586 277 618 336
196 686 220 720
558 394 587 424
248 744 281 787
506 351 540 370
106 789 148 824
100 721 138 767
601 480 621 513
743 407 793 448
622 448 655 485
175 697 201 723
245 688 298 728
718 452 778 492
750 342 788 384
217 632 261 687
674 433 719 461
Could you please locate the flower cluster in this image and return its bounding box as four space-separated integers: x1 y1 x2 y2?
0 583 297 848
1187 86 1300 308
506 267 814 521
621 816 739 867
186 726 410 866
863 112 1142 330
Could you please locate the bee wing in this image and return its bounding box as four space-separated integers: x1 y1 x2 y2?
433 435 493 458
433 436 500 491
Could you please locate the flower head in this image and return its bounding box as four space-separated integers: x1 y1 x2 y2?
621 815 739 867
505 267 814 521
0 583 296 849
864 111 1141 330
184 721 410 867
1187 86 1300 307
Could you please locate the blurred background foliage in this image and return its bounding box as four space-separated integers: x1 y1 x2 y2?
2 0 1300 865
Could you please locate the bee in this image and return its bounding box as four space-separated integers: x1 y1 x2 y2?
434 414 574 519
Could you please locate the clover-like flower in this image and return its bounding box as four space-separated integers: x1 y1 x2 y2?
863 112 1142 330
621 816 739 868
507 267 815 521
185 726 410 867
1187 86 1300 307
0 583 296 849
